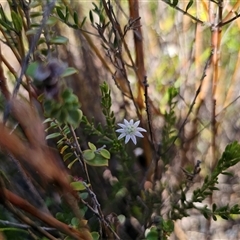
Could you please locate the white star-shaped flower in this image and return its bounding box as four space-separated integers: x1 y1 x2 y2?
116 119 147 145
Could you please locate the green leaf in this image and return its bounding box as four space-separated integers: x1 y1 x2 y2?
67 158 78 169
60 145 69 154
61 67 78 77
49 36 68 45
11 11 23 32
146 228 158 240
84 153 109 167
221 215 229 220
30 11 43 18
70 181 86 191
73 11 78 25
26 62 39 78
46 132 61 140
83 149 95 161
43 118 53 124
63 152 73 161
80 192 89 200
186 0 194 12
71 217 80 227
212 215 217 221
212 203 217 212
0 19 13 31
100 149 110 159
67 109 82 127
61 88 72 99
209 186 219 191
162 219 174 232
0 227 28 234
26 28 38 36
58 109 68 123
221 171 233 176
172 0 178 7
91 232 100 240
65 6 69 22
56 7 65 21
88 142 96 151
29 1 41 8
89 10 94 24
46 16 58 26
80 16 87 28
56 212 64 221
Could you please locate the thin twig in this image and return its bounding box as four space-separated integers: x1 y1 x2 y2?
81 197 121 240
69 125 91 185
162 1 205 24
13 0 56 96
0 220 59 233
220 13 240 26
83 183 121 239
163 51 213 155
143 77 154 144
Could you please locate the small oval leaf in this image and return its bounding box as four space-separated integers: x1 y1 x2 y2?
67 158 78 169
100 149 110 159
70 181 86 191
186 0 193 11
84 154 109 167
61 67 78 77
49 36 68 45
88 142 96 151
63 152 73 161
83 149 95 161
46 132 61 140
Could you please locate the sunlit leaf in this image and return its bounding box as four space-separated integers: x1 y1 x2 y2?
91 232 100 240
47 16 58 26
146 227 158 240
26 62 39 78
46 132 61 140
60 145 69 154
88 142 96 151
100 149 110 159
61 67 78 77
29 11 43 18
11 11 23 32
84 153 109 167
67 158 78 169
70 181 86 191
49 36 68 45
83 149 95 161
63 152 73 161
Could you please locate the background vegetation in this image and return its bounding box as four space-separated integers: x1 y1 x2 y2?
1 0 240 239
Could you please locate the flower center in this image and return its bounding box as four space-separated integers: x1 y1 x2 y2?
126 125 135 134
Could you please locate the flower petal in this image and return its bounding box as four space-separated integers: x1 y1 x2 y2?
118 133 126 140
116 129 125 133
129 119 134 125
125 135 131 144
134 131 144 137
118 123 127 128
123 119 129 125
133 120 140 127
136 127 147 132
130 135 137 145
